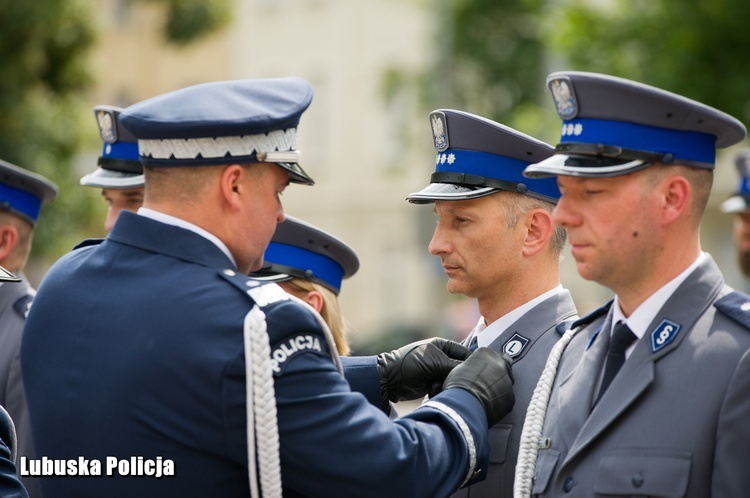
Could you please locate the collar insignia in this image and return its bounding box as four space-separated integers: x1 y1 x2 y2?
502 333 530 358
650 319 681 353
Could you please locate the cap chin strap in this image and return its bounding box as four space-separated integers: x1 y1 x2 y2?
555 142 675 164
429 172 559 204
430 172 529 195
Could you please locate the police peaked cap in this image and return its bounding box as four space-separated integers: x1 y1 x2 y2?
80 105 144 190
524 71 747 179
119 78 315 185
0 158 58 227
250 216 359 295
407 109 560 204
720 149 750 214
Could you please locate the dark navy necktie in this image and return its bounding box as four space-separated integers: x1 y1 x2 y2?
595 321 637 404
468 336 479 352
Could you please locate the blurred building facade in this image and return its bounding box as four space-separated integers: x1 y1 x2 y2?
87 0 746 352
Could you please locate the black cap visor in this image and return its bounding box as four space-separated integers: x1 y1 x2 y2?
524 154 652 178
0 266 21 283
406 183 498 204
277 162 314 186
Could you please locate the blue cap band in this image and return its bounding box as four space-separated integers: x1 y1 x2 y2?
101 142 140 161
560 118 717 165
435 149 561 200
0 183 43 222
264 242 345 293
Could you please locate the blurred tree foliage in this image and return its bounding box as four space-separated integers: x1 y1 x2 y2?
437 0 551 132
0 0 231 269
395 0 750 145
146 0 232 44
551 0 750 126
385 0 553 138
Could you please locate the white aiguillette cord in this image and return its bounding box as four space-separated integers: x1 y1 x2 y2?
514 326 582 498
244 295 342 498
244 306 282 498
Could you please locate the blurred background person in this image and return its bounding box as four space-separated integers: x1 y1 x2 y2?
250 215 359 356
79 105 144 232
719 149 750 278
0 159 57 498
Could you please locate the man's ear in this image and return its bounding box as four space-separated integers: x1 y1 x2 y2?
0 225 18 262
521 208 554 257
220 164 245 211
661 175 691 226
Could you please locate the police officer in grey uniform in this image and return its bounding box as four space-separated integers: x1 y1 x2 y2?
515 71 750 498
719 149 750 278
80 105 145 232
0 159 57 498
407 109 577 497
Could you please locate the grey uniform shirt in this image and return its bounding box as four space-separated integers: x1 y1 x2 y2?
532 255 750 497
453 288 577 498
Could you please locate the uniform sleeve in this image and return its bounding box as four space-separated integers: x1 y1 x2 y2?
712 347 750 496
223 300 490 498
339 355 383 409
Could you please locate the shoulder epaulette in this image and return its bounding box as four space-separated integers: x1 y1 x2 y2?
714 291 750 331
217 269 291 307
73 238 104 250
555 318 579 335
571 299 613 329
12 294 33 319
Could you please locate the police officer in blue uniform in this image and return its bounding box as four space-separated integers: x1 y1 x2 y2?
21 78 516 497
80 105 145 231
407 109 578 498
250 215 359 355
719 149 750 278
0 160 57 498
514 71 750 498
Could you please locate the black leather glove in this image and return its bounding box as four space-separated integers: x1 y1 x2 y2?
377 337 471 409
442 347 515 427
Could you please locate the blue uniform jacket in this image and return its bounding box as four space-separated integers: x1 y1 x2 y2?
21 211 489 497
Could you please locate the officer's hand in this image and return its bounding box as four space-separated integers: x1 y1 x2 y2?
377 337 471 408
442 347 515 427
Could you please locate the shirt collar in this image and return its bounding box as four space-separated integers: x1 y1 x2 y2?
137 207 237 267
473 284 564 348
612 252 705 344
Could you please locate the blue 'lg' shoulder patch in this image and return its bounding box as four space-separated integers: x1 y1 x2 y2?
650 319 681 353
714 291 750 331
502 333 530 358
